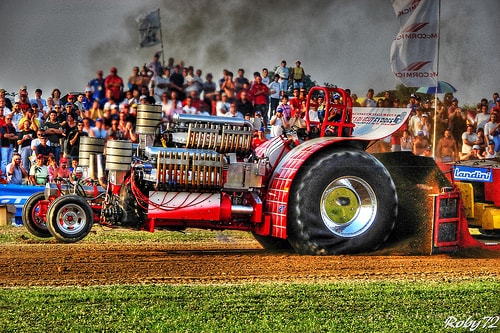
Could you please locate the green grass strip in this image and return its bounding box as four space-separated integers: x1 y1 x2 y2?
1 281 499 332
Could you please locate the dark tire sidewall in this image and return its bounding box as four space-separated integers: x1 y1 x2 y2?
287 150 397 254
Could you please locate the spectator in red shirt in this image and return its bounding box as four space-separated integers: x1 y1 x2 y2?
104 67 124 102
250 74 269 126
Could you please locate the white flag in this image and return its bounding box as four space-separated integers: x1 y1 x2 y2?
136 9 161 48
390 0 439 87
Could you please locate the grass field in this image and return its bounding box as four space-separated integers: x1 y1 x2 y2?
1 228 499 332
1 281 499 332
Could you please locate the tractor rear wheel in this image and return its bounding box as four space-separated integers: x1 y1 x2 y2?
46 194 94 243
22 192 52 238
287 150 397 254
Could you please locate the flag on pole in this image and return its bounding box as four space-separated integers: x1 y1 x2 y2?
136 9 161 48
390 0 439 87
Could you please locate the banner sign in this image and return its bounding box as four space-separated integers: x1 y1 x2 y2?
453 165 493 183
390 0 439 87
0 184 42 219
351 107 411 140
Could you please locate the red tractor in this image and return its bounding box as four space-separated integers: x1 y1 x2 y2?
22 87 499 255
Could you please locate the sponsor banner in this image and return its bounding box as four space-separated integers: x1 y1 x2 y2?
453 165 493 182
0 184 42 218
351 107 411 140
390 0 439 87
136 9 161 48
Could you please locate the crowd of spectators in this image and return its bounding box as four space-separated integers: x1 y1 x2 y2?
0 53 498 185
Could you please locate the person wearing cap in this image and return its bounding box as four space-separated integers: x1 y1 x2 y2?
15 85 29 103
482 141 498 159
447 97 461 116
421 99 434 116
252 127 268 149
45 96 56 113
88 117 107 139
215 92 230 117
269 106 289 138
406 93 419 113
461 124 480 158
35 133 53 160
88 70 105 101
252 110 264 131
139 95 149 105
29 102 44 123
29 154 49 185
18 107 40 131
420 112 431 139
82 86 94 111
0 88 13 109
52 157 70 180
413 130 430 156
460 144 482 161
16 86 31 112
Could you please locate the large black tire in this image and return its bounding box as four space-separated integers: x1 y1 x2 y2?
252 233 293 252
287 149 398 254
46 194 94 243
22 192 52 238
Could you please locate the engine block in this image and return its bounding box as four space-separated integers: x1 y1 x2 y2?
168 114 254 155
153 148 225 191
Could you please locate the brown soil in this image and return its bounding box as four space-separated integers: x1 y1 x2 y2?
1 229 499 287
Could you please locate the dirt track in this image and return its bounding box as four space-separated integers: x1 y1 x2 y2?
1 229 499 287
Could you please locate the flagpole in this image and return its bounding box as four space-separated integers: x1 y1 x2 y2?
432 0 441 159
157 8 165 67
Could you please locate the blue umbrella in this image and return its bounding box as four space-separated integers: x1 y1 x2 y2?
416 81 457 94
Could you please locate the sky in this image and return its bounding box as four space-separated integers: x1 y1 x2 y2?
0 0 498 105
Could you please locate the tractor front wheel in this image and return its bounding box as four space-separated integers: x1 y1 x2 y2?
46 195 94 243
